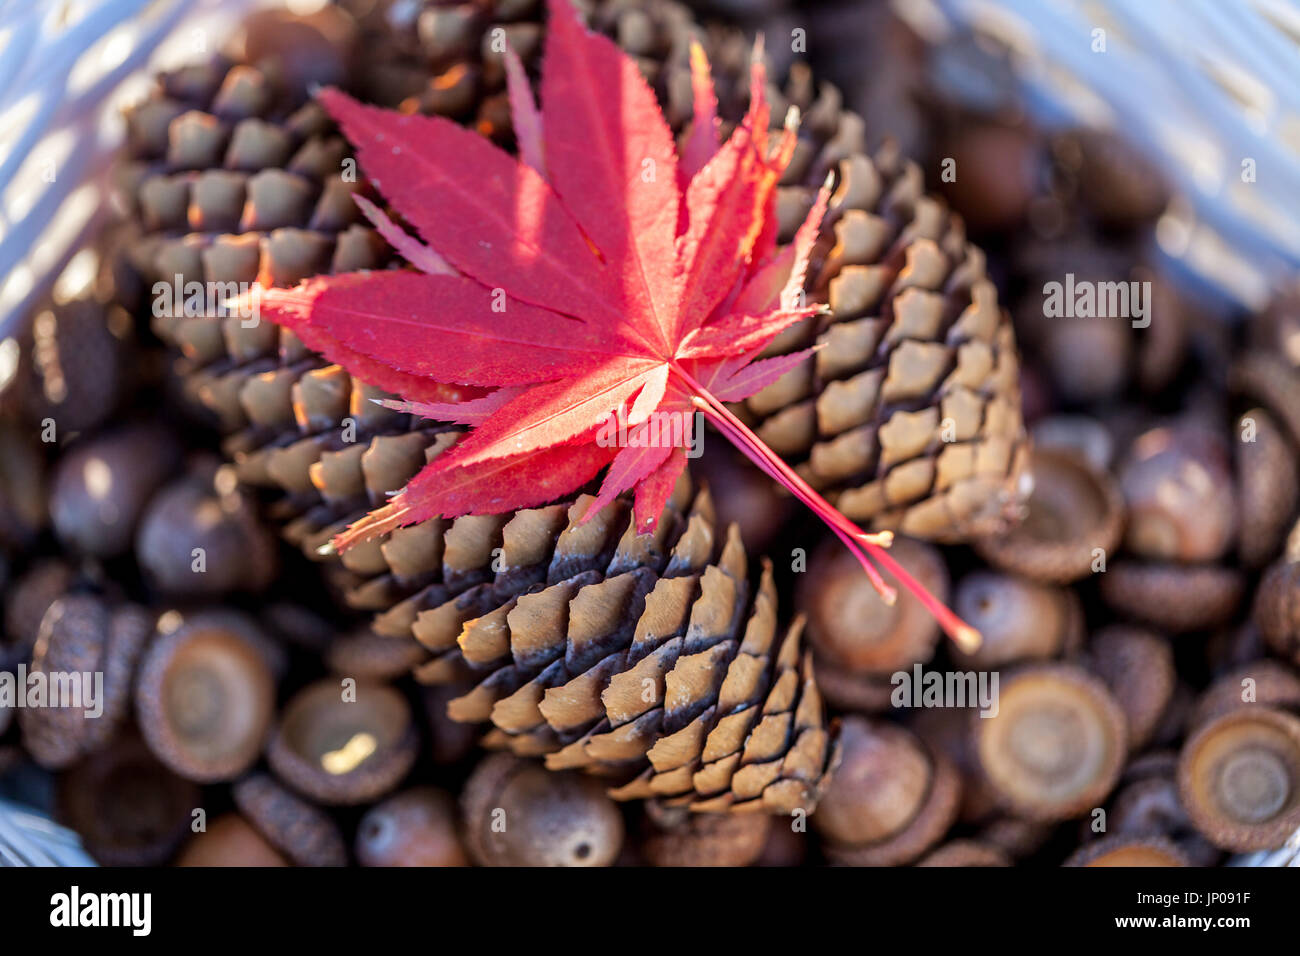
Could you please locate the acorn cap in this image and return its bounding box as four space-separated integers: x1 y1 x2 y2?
355 786 468 867
267 678 417 805
799 535 947 676
975 447 1124 583
909 705 1000 823
462 753 625 867
1084 627 1175 751
2 558 74 669
1117 425 1236 563
232 773 348 866
58 734 200 866
916 839 1010 867
1177 706 1300 852
1110 774 1190 838
951 570 1083 668
19 595 150 768
976 816 1055 860
815 717 960 865
809 664 899 713
1191 660 1300 729
1236 409 1298 568
641 801 773 867
20 299 132 435
175 813 290 867
1100 561 1244 633
1064 835 1189 867
134 611 277 782
49 422 182 557
1253 554 1300 667
973 663 1127 821
1231 351 1300 451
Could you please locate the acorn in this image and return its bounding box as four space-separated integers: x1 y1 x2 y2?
975 447 1124 584
175 813 290 867
1117 425 1236 563
134 611 277 782
266 678 418 806
1063 129 1170 229
1231 351 1300 451
461 753 625 867
0 421 47 552
1083 627 1175 751
231 773 348 866
1207 623 1268 675
916 839 1010 867
48 422 182 557
1100 562 1244 633
641 802 774 867
1064 834 1188 867
972 663 1127 821
355 787 468 867
815 717 960 866
950 570 1083 668
1107 772 1221 867
325 626 430 680
1190 660 1300 729
19 595 152 769
57 734 200 866
936 120 1043 233
1253 547 1300 667
135 464 279 598
1177 706 1300 852
799 536 947 711
1236 409 1298 568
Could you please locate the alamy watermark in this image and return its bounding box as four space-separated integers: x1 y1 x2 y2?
890 663 999 718
595 406 704 458
1043 273 1151 328
152 274 260 327
0 665 103 718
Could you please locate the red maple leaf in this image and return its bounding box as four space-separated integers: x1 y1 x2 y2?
250 0 978 649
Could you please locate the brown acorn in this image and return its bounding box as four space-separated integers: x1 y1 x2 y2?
1236 409 1298 568
1253 545 1300 667
975 446 1124 584
815 717 960 866
1117 425 1236 563
58 734 200 866
973 663 1127 822
19 596 152 769
1083 627 1175 751
950 570 1083 668
134 611 278 782
1064 834 1188 867
1177 706 1300 852
231 773 348 866
135 464 279 598
641 801 774 867
1106 772 1221 867
461 752 625 866
355 786 468 867
175 813 290 867
975 815 1056 861
48 422 183 557
266 678 419 805
799 535 947 710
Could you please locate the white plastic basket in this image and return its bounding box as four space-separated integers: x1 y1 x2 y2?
903 0 1300 310
0 0 273 339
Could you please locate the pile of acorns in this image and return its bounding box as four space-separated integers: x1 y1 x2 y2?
1 0 1299 867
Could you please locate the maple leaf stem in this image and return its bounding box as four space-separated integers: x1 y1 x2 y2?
679 368 981 652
